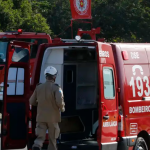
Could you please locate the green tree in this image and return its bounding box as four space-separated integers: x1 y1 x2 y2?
92 0 150 42
32 0 150 42
32 0 72 38
0 0 51 34
1 0 150 42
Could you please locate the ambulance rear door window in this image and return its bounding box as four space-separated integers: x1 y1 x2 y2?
12 47 29 63
103 67 115 99
7 67 24 95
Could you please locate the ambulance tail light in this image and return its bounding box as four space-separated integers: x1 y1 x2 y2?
118 114 125 137
122 51 128 60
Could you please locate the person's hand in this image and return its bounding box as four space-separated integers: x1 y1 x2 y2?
60 106 65 112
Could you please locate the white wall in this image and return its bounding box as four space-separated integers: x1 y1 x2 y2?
39 47 64 88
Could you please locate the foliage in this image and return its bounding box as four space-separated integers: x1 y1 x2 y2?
31 0 150 42
0 0 51 34
92 0 150 42
0 0 150 42
31 0 72 38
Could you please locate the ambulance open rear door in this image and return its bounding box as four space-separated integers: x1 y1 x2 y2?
96 42 118 150
1 40 31 149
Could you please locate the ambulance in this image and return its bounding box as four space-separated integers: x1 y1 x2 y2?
1 34 150 150
0 29 52 80
0 29 52 138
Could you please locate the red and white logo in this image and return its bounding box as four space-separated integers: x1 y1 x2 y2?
74 0 89 15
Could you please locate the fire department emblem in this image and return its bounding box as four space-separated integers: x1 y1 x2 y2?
74 0 89 15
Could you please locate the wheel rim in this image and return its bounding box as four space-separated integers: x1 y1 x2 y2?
137 146 144 150
135 139 148 150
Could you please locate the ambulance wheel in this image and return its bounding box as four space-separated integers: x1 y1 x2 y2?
134 137 148 150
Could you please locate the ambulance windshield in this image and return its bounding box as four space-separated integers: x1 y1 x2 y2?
0 41 8 63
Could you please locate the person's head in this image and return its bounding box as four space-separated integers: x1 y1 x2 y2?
44 66 58 82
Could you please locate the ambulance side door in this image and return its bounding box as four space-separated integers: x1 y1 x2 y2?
96 42 118 150
1 41 31 149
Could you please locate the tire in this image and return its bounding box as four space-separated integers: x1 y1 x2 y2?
134 137 148 150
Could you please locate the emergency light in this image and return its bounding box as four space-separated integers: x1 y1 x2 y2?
18 29 23 34
121 51 128 60
75 35 81 41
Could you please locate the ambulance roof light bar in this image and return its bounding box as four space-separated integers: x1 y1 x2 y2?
61 39 96 43
2 29 23 35
0 29 47 35
18 29 23 34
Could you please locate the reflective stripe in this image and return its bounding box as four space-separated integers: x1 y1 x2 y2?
101 142 117 145
122 136 137 139
18 80 24 83
8 80 16 83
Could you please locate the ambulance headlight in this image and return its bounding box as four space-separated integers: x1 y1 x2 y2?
75 35 81 41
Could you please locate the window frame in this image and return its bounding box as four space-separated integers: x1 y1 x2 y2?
12 47 30 63
103 67 115 99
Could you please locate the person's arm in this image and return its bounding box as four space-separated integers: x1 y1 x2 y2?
54 85 65 112
29 88 37 106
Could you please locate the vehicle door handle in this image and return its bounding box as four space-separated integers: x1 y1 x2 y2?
103 115 109 120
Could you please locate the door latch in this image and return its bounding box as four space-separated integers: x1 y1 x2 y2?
103 115 109 120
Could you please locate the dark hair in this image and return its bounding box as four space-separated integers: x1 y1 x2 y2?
46 73 55 80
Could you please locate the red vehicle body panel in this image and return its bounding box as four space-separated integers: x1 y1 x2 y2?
97 43 118 144
30 42 150 150
0 31 52 80
111 43 150 140
1 35 150 150
0 32 52 42
1 41 31 149
30 42 119 149
0 32 52 144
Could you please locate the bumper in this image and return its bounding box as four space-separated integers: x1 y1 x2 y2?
101 136 136 150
